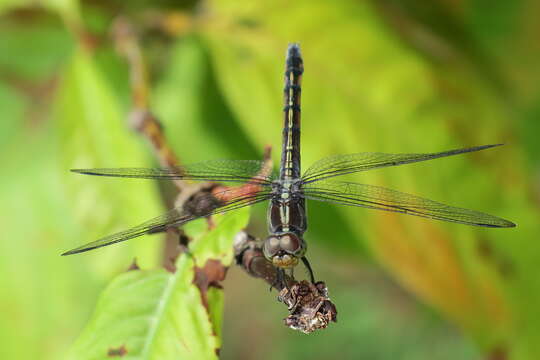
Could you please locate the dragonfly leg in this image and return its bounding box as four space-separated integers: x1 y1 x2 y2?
278 267 292 291
173 231 194 259
301 256 316 283
277 267 286 290
270 267 286 292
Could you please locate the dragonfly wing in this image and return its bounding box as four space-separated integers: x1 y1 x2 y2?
302 144 502 183
62 187 272 255
302 180 515 228
62 207 190 255
72 159 275 184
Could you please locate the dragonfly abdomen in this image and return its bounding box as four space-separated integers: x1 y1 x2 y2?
280 43 303 180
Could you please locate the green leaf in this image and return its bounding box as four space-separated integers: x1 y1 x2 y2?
68 208 249 360
0 0 34 15
55 47 163 269
0 15 72 81
153 35 260 161
0 33 161 360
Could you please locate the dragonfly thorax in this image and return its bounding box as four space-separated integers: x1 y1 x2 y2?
263 232 306 269
271 178 303 195
267 181 307 235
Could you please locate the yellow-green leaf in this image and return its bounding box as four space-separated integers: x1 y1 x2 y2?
69 208 249 360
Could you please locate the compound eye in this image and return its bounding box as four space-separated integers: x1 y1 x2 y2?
280 233 302 253
263 236 280 258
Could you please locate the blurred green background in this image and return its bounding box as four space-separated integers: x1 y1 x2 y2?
1 0 539 359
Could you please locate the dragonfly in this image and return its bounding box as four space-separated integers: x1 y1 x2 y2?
64 43 515 283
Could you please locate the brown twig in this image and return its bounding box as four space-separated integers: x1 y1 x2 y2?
110 15 271 267
112 17 185 190
233 231 337 333
112 16 207 268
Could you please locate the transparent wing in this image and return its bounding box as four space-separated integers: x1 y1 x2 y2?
62 187 273 255
302 145 501 183
302 180 515 228
72 159 275 184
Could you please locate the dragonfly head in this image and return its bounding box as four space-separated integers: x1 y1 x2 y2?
263 232 306 269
